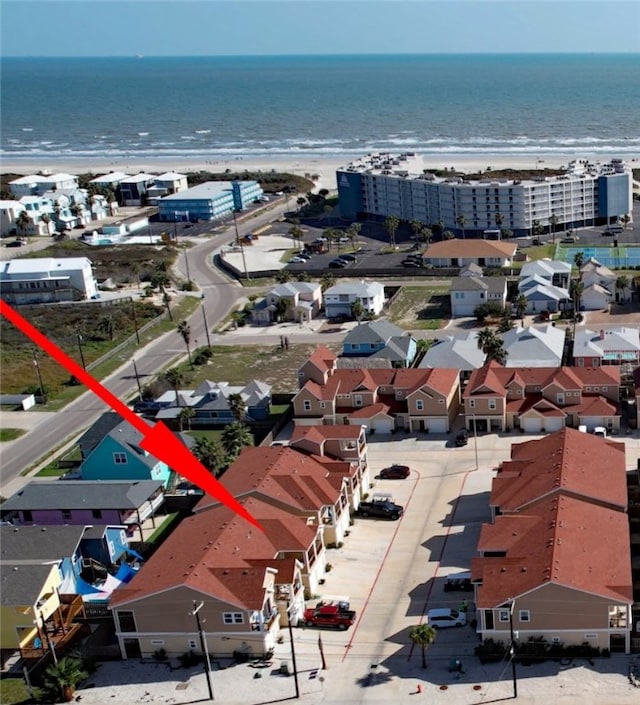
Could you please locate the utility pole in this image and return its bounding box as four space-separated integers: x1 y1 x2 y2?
130 298 140 344
190 601 214 701
201 300 212 349
76 333 86 371
508 600 518 699
183 244 191 284
472 413 479 471
32 349 46 404
287 603 300 699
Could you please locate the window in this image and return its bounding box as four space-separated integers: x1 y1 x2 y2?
117 610 136 632
61 510 72 521
23 510 33 522
499 610 510 622
92 509 102 519
354 395 363 407
488 399 496 410
223 612 244 624
303 400 311 411
189 639 197 649
113 452 127 465
519 610 530 622
556 393 565 404
416 400 424 411
468 399 475 408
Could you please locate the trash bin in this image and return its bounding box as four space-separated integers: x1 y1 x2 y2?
280 661 290 676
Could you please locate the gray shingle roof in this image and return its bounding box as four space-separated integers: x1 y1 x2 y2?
343 320 405 345
0 564 56 606
450 276 506 293
0 480 163 512
0 525 89 562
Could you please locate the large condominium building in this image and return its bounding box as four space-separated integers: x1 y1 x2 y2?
337 153 632 237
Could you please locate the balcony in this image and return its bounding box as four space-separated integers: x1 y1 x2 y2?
21 595 87 660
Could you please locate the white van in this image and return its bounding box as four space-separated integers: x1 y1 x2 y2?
593 426 607 438
426 608 466 628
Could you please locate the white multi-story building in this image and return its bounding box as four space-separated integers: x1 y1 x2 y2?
337 153 632 237
0 257 99 304
9 173 79 198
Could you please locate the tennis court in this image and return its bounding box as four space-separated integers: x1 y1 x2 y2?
557 246 640 268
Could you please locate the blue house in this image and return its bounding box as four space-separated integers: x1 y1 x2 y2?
78 413 191 487
342 320 417 368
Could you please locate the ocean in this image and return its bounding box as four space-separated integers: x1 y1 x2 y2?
1 54 639 164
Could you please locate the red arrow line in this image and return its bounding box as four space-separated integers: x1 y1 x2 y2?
0 299 261 530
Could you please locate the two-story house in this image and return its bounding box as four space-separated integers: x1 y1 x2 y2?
323 281 385 319
462 361 620 433
472 428 633 654
423 240 518 268
109 497 309 660
251 282 323 325
580 258 617 310
449 275 508 317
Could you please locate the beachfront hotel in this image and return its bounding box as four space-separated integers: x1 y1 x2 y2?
337 153 632 237
157 180 263 222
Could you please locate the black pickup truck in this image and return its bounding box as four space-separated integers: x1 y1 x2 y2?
355 500 404 520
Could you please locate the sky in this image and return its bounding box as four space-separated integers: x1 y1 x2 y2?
1 0 639 57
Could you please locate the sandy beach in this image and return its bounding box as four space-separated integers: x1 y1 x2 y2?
3 154 635 194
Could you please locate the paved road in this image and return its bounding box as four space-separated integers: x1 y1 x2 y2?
0 201 289 492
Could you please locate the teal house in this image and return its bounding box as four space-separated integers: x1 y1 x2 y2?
79 413 188 487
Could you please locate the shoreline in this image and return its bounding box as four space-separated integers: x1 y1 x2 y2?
1 154 637 193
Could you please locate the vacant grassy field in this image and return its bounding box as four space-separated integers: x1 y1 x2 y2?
152 343 341 396
386 286 450 330
0 428 26 442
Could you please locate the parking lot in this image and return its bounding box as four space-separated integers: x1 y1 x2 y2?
73 431 640 705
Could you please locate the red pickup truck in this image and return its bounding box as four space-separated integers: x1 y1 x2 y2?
303 601 356 630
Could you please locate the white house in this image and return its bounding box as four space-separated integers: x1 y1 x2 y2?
520 259 571 289
323 281 385 318
89 172 131 189
147 172 189 202
0 200 26 237
9 173 79 198
581 283 614 311
502 324 566 367
251 282 322 324
449 276 507 317
580 259 616 290
0 257 99 304
418 332 486 378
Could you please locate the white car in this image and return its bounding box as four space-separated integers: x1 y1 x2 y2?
289 256 306 264
426 608 466 628
593 426 607 438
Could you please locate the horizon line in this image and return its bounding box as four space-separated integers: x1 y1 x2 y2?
3 51 639 59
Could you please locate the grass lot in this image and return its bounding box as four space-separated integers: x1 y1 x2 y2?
157 343 340 394
0 428 26 442
386 286 450 330
1 296 200 411
0 677 39 705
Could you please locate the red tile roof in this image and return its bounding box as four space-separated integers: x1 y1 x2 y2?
424 240 517 259
493 427 627 512
305 345 337 373
109 496 315 608
290 425 362 443
348 403 391 419
474 494 632 608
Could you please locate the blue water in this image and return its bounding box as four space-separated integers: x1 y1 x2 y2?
1 54 639 163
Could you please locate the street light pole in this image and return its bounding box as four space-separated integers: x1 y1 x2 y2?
286 603 300 699
130 298 140 344
472 413 479 470
183 245 191 283
190 601 214 701
32 350 46 404
201 301 212 349
76 333 86 371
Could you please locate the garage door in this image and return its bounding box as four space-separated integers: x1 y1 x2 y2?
372 417 394 434
428 418 448 433
521 417 543 433
544 417 564 432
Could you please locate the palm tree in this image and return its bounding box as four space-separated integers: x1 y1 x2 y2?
351 299 365 322
296 196 306 213
347 222 362 249
410 219 424 239
289 224 304 250
228 392 246 422
16 210 31 237
151 271 170 292
320 273 335 292
443 230 454 240
193 436 227 476
421 227 433 246
455 214 467 240
615 275 629 304
177 320 192 367
477 327 498 355
620 214 631 230
573 251 585 270
164 367 184 408
409 624 437 668
275 269 292 284
494 212 504 232
569 278 585 338
549 214 559 244
221 422 254 461
45 656 88 702
323 227 339 252
40 212 53 236
477 328 507 364
384 215 400 248
532 219 544 241
515 294 528 325
178 406 195 432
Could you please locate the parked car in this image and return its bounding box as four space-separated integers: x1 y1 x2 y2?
593 426 607 438
402 260 422 268
6 239 25 247
133 400 162 414
297 252 311 260
338 253 357 261
378 464 411 479
455 429 469 447
355 500 404 520
443 572 473 592
426 608 467 628
289 256 306 264
329 313 351 323
338 236 350 243
328 259 348 269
